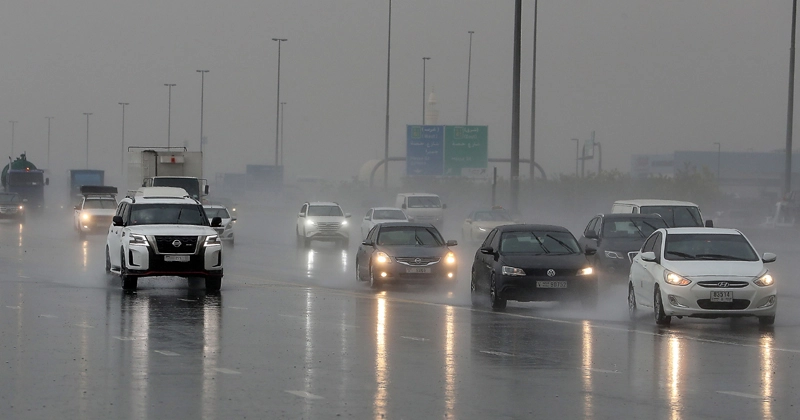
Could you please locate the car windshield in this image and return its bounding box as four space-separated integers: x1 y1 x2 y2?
129 204 208 226
83 199 117 209
0 193 20 203
7 172 44 186
603 218 668 238
500 230 580 254
407 196 441 208
473 210 513 222
307 205 344 216
204 208 230 218
373 209 406 220
640 206 703 227
664 234 759 261
377 226 444 246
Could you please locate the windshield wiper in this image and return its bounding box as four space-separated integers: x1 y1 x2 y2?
531 235 550 254
695 253 751 261
665 250 696 260
630 219 646 238
545 234 575 253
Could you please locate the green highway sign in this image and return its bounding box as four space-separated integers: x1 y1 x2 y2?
443 125 488 177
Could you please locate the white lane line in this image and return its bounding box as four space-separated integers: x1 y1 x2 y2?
177 299 196 302
5 306 20 309
717 391 769 401
113 336 136 341
155 350 180 356
278 313 358 329
285 390 324 400
213 368 241 375
401 336 429 342
73 323 94 329
39 314 57 318
18 275 30 279
278 314 304 318
228 306 248 310
480 350 514 357
581 367 620 374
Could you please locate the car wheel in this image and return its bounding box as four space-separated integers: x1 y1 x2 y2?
120 249 138 291
627 282 637 320
355 258 362 282
369 264 381 290
105 246 112 273
489 274 506 310
470 269 482 307
758 315 776 326
205 276 222 292
654 286 671 326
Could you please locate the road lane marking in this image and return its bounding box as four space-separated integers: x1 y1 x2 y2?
228 306 248 310
18 275 29 279
5 306 20 309
581 367 620 374
113 336 136 341
401 336 429 342
285 390 324 400
213 368 241 375
279 313 358 329
155 350 180 356
717 391 769 401
177 299 196 302
39 314 57 318
480 350 514 357
73 323 94 329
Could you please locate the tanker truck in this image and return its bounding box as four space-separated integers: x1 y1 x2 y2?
2 153 49 209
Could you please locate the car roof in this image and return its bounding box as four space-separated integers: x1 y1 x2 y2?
307 201 340 206
203 204 228 208
397 192 439 197
134 187 190 198
614 199 699 207
663 227 743 235
598 213 665 219
495 224 570 233
378 222 437 228
371 207 404 211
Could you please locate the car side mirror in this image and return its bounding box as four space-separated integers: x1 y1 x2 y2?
446 240 458 247
584 246 597 256
480 246 494 255
640 251 657 262
298 213 305 217
211 217 222 227
762 252 777 263
231 217 237 222
345 213 351 218
45 178 50 186
704 219 714 227
362 240 375 247
204 185 210 195
584 231 598 239
112 216 124 227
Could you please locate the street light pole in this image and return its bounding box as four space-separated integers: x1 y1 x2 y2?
571 138 579 177
510 0 522 211
530 0 538 182
119 103 128 178
83 113 92 169
164 84 176 148
422 57 431 125
383 0 392 189
786 0 798 194
466 31 474 125
9 121 17 157
197 70 209 177
280 102 286 166
45 117 53 169
272 38 287 166
713 142 721 181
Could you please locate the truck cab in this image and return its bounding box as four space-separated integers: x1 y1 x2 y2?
144 176 208 201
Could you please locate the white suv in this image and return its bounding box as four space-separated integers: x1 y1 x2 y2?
296 202 351 247
105 187 224 291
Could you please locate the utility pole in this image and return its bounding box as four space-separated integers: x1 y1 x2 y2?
119 103 128 179
280 102 286 166
164 84 176 148
786 0 797 194
272 38 287 166
529 0 538 182
383 0 392 190
45 117 53 169
510 0 522 211
466 30 474 125
83 113 92 169
9 121 17 157
422 57 431 124
197 70 209 178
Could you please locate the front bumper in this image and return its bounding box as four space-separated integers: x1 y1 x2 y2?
371 262 457 284
660 282 777 318
496 274 597 302
79 216 113 232
125 243 223 278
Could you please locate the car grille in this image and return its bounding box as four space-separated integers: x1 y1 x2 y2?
396 257 440 266
696 281 749 288
317 222 341 232
526 268 571 278
154 236 199 254
696 299 750 310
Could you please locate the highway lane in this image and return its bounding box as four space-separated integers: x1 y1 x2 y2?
1 201 799 419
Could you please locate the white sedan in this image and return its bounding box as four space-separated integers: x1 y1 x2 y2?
628 227 777 326
360 207 408 239
203 204 236 244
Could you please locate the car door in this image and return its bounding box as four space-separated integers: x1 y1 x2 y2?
297 204 308 234
579 216 600 252
474 229 498 288
358 225 380 279
635 232 662 307
107 202 126 266
74 197 84 230
361 209 373 239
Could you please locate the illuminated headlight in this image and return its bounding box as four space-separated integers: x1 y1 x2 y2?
81 213 91 221
604 250 624 259
664 270 691 286
232 208 236 212
129 233 149 246
18 205 23 210
754 272 774 287
445 252 456 264
375 251 391 264
341 220 348 227
577 267 594 276
502 266 525 276
306 220 316 226
204 235 221 246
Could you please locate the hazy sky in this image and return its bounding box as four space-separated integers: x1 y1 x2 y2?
0 1 792 184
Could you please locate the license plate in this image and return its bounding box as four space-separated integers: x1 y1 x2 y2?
536 281 567 288
406 267 431 274
164 255 190 262
710 291 733 302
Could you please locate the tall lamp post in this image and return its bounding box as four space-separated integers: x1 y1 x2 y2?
510 0 522 211
280 102 287 166
164 84 176 148
272 38 287 166
383 0 392 189
466 31 475 125
197 70 209 178
83 113 92 169
119 103 128 178
422 57 431 124
9 121 17 157
713 142 721 181
45 117 53 169
571 138 579 177
530 0 538 182
786 0 798 194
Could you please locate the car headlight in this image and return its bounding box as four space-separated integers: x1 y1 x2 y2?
577 267 594 276
204 235 221 246
129 233 149 246
18 205 23 210
81 213 91 221
604 250 624 259
341 220 348 227
664 270 691 286
375 251 391 264
754 272 774 287
502 266 526 276
306 220 316 226
445 252 456 264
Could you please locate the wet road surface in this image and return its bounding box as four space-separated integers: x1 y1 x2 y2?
1 200 800 419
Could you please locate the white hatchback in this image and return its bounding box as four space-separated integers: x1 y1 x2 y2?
628 228 777 326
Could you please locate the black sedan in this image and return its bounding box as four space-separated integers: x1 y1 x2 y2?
470 224 597 310
577 214 667 281
355 222 458 290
